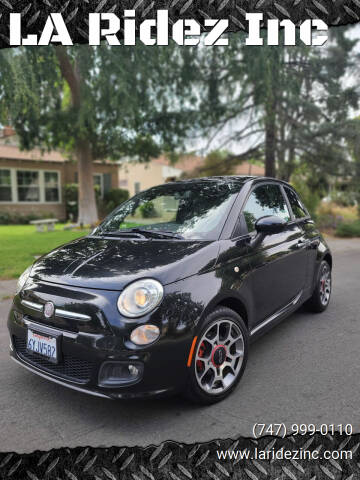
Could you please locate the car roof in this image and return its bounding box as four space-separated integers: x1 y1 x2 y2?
165 176 292 188
164 175 255 187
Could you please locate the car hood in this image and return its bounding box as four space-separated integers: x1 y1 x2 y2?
31 236 219 290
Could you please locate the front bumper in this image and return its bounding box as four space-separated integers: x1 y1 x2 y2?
8 304 190 399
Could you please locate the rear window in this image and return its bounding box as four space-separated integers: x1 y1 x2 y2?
285 187 308 219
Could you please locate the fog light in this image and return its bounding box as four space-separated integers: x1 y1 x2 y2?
130 324 160 346
98 361 143 387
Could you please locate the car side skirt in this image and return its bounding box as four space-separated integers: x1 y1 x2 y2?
250 290 303 338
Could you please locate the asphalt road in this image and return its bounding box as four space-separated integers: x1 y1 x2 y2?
0 238 359 453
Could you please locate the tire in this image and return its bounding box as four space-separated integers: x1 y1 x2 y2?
305 259 332 313
184 307 249 405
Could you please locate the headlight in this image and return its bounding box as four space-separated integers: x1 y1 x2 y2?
130 325 160 345
117 279 163 318
16 266 32 294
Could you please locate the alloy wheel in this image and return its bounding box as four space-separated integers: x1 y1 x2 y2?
194 319 244 395
319 264 331 306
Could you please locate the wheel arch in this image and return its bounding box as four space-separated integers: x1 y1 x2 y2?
323 252 332 270
311 250 332 292
194 289 251 335
215 297 249 329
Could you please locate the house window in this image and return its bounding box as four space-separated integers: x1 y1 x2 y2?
0 168 61 203
17 170 40 202
93 173 104 197
74 172 105 197
134 182 141 194
44 171 60 202
0 169 12 201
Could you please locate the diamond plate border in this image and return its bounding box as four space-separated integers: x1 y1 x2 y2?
0 0 360 49
0 433 358 480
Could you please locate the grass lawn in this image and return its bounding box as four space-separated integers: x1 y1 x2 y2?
0 224 89 280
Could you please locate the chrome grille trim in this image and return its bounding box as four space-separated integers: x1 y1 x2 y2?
55 309 91 322
21 299 43 312
21 299 91 322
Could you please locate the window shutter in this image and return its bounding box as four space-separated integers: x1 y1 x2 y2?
103 173 112 194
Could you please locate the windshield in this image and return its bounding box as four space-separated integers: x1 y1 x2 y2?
96 181 242 240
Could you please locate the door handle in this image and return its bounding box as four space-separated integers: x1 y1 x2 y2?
296 239 308 249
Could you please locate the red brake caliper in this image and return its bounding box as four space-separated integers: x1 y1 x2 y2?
196 341 205 371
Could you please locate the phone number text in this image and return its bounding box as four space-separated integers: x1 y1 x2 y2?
252 423 353 438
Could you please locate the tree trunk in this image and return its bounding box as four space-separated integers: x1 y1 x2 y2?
264 51 278 178
55 46 98 225
355 152 360 219
76 139 98 226
284 146 296 182
264 104 276 178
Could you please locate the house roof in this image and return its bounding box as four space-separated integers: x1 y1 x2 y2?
153 154 204 172
153 154 265 176
0 143 66 163
234 162 265 176
0 143 114 165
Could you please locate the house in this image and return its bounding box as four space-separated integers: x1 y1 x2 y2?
117 155 201 196
118 154 265 196
0 127 118 221
0 124 265 221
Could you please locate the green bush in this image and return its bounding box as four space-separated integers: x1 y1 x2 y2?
335 220 360 237
139 201 156 218
64 183 79 221
316 213 344 231
0 212 54 225
64 183 103 221
330 190 358 207
103 188 129 214
0 212 13 225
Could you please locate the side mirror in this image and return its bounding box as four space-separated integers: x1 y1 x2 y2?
255 215 287 235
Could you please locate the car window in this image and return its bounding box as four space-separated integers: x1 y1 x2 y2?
243 184 290 232
285 187 308 219
98 181 243 240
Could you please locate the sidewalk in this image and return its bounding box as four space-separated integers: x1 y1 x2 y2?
0 280 16 301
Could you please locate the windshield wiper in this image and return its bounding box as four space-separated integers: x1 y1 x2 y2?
96 229 147 239
130 228 184 239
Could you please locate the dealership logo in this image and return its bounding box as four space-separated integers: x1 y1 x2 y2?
44 302 55 318
8 12 328 47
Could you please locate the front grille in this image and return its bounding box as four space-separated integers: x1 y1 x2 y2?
13 336 94 384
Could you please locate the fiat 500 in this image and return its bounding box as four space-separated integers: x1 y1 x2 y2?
8 176 332 404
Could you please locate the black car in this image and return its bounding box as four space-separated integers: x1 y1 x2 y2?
8 176 332 404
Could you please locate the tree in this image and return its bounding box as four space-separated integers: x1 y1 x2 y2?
193 28 359 180
183 150 234 178
346 117 360 216
0 45 193 224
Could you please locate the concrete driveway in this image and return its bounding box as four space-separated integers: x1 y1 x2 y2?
0 237 359 453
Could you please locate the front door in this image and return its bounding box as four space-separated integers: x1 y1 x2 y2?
242 183 308 324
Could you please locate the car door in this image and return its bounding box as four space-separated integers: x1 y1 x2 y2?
284 186 319 294
242 182 309 325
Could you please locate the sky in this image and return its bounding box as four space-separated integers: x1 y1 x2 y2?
189 23 360 158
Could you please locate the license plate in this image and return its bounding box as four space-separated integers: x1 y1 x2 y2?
27 329 57 362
